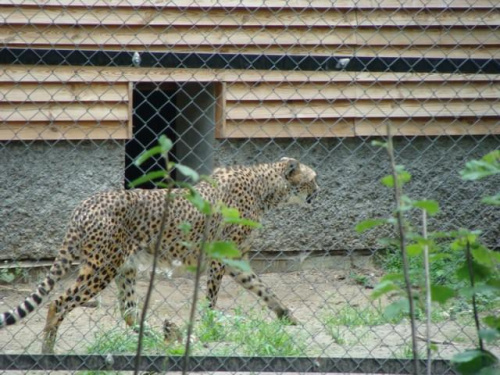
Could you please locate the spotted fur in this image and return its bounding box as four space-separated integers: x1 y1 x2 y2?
0 157 319 353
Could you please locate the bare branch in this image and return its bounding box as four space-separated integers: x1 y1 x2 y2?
386 124 420 375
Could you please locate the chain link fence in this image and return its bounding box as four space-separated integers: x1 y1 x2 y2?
0 1 499 373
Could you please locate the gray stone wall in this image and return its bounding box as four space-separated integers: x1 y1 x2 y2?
0 136 498 261
215 136 499 254
0 141 124 260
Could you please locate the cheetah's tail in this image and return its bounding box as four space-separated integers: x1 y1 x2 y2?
0 252 75 328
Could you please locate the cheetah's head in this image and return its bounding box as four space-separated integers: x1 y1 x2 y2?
281 157 319 205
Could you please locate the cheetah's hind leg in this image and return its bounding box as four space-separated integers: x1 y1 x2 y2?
42 262 119 353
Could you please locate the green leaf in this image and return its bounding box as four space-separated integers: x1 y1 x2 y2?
155 181 171 189
394 165 412 185
384 298 409 319
222 258 251 272
479 329 500 343
430 285 455 304
483 316 500 330
478 367 500 375
219 206 262 228
407 243 424 256
179 222 192 234
371 140 388 148
472 246 500 266
134 145 164 167
381 168 411 188
380 273 404 282
461 151 500 180
185 191 212 215
381 175 395 187
459 284 498 299
158 135 173 153
452 349 488 363
429 253 451 262
482 194 500 206
412 200 440 216
224 217 262 228
176 164 200 182
456 261 491 282
128 170 166 188
220 206 240 219
355 219 387 233
205 241 241 259
452 349 498 375
371 280 399 299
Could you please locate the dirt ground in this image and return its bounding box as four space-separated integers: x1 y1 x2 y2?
0 266 497 361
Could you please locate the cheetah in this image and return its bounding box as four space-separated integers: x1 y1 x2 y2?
0 157 319 353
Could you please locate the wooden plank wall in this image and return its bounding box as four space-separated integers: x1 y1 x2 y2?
0 81 130 140
0 1 499 140
1 1 498 58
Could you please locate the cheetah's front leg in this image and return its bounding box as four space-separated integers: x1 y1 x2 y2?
206 260 225 308
226 266 298 325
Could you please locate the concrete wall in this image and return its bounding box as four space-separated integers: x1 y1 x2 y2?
0 141 124 260
0 136 498 261
215 136 500 254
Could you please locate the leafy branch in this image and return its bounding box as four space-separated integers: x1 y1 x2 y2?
357 146 500 375
128 135 258 375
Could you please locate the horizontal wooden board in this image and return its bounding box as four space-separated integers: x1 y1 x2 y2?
0 121 129 140
0 103 129 122
2 66 499 84
2 6 498 27
1 0 496 9
226 82 500 101
2 25 496 48
0 82 128 102
226 100 499 120
221 118 500 138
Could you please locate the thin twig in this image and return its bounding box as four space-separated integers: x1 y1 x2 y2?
386 124 420 375
422 210 432 375
465 240 484 351
134 158 174 375
182 211 212 375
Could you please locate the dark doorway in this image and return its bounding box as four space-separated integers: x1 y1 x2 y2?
125 82 217 189
125 84 178 189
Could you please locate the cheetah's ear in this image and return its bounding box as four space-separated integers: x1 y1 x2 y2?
281 157 299 178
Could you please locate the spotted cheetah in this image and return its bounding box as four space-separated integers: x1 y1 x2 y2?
0 157 319 353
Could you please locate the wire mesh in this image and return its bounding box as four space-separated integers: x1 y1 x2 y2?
0 1 499 374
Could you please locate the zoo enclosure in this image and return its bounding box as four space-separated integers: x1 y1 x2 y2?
0 1 499 373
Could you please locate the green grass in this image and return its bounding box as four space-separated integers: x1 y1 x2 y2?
377 246 465 287
196 306 306 356
83 305 305 360
348 271 374 288
395 342 428 359
324 305 403 328
86 325 184 355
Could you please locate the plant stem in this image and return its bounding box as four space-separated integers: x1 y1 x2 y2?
465 240 484 351
386 124 420 375
422 210 432 375
134 159 174 375
182 212 211 375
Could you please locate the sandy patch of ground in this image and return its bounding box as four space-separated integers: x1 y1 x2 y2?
0 267 496 361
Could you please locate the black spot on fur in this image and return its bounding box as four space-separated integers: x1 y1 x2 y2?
24 301 35 312
16 307 26 318
32 293 42 304
4 312 16 325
